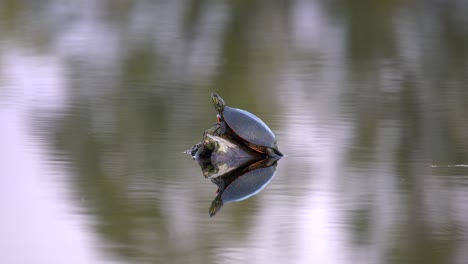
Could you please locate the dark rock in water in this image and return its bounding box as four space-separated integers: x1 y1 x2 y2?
185 123 264 178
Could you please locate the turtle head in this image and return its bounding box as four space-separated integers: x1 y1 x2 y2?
211 92 225 114
209 196 224 217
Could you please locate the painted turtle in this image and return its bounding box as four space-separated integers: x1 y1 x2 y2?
211 92 283 158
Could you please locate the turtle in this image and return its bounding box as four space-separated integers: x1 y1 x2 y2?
211 92 283 158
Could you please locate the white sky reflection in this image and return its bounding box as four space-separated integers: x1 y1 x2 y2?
0 51 116 264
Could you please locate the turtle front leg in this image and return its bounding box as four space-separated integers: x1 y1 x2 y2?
212 121 227 136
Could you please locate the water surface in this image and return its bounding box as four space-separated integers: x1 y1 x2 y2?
1 1 468 263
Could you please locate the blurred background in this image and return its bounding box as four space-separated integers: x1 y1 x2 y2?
1 0 468 263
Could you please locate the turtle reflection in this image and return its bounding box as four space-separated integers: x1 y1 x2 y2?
208 157 278 217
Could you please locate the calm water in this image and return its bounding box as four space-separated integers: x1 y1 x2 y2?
1 1 468 263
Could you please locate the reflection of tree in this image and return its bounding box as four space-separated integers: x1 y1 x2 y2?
54 98 170 260
327 0 468 263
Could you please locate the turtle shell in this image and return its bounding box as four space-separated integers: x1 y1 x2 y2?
223 106 277 150
221 165 276 203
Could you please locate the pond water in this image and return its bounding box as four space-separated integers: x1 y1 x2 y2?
1 1 468 264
